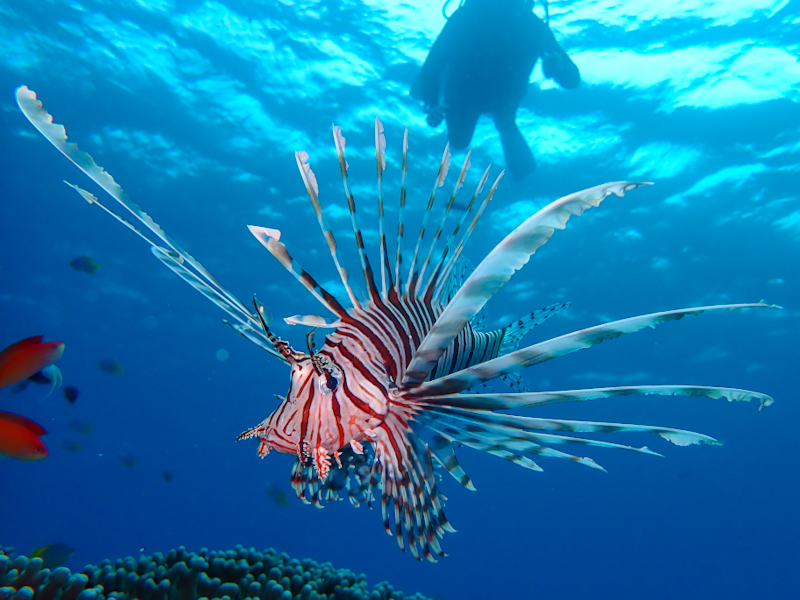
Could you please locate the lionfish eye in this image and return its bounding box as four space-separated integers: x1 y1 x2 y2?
324 371 338 391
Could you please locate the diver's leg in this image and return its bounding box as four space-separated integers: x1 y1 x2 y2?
493 110 536 180
445 104 480 150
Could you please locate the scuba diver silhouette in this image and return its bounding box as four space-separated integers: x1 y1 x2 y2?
411 0 580 180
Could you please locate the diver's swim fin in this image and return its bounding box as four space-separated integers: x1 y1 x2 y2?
496 119 536 180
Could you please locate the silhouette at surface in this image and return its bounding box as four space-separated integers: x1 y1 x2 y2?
411 0 580 179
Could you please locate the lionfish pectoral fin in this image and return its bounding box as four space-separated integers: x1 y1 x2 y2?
17 87 264 350
427 406 719 449
415 409 668 475
403 182 649 388
150 247 283 360
365 419 453 562
416 384 774 412
413 303 778 397
407 382 778 478
419 429 476 491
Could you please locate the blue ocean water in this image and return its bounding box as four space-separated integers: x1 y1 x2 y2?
1 0 798 598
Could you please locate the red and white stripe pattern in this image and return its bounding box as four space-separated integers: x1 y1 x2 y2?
17 87 777 562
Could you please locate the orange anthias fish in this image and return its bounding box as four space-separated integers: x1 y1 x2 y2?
0 336 65 391
0 410 49 460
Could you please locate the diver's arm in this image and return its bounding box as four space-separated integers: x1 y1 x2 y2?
540 23 580 89
411 14 463 106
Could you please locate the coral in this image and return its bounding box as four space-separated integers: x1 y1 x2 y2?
0 546 430 600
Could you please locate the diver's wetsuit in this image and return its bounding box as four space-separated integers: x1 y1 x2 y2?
411 0 579 180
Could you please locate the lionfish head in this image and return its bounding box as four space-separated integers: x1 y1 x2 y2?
243 319 387 482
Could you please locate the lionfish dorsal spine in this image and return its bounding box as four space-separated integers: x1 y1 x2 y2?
247 225 348 318
416 151 472 294
374 117 394 300
402 181 643 388
394 128 409 297
294 150 361 310
333 124 380 303
405 144 450 298
428 165 492 303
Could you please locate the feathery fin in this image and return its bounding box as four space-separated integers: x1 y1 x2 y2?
405 181 649 387
413 303 778 397
16 87 263 342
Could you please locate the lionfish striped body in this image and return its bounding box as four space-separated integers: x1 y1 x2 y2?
17 86 776 562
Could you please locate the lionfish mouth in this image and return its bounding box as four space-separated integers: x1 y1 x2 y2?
16 86 776 562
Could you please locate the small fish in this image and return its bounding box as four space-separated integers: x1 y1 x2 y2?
69 256 99 273
0 410 49 460
266 481 288 506
61 440 83 452
68 420 92 435
98 359 124 374
0 336 65 391
32 543 74 568
160 470 173 483
119 454 136 469
64 386 79 404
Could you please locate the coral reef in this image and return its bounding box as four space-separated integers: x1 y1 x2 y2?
0 545 430 600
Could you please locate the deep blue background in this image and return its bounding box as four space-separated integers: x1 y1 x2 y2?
1 1 798 598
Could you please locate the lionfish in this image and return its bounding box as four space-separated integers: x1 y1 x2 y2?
17 86 775 562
